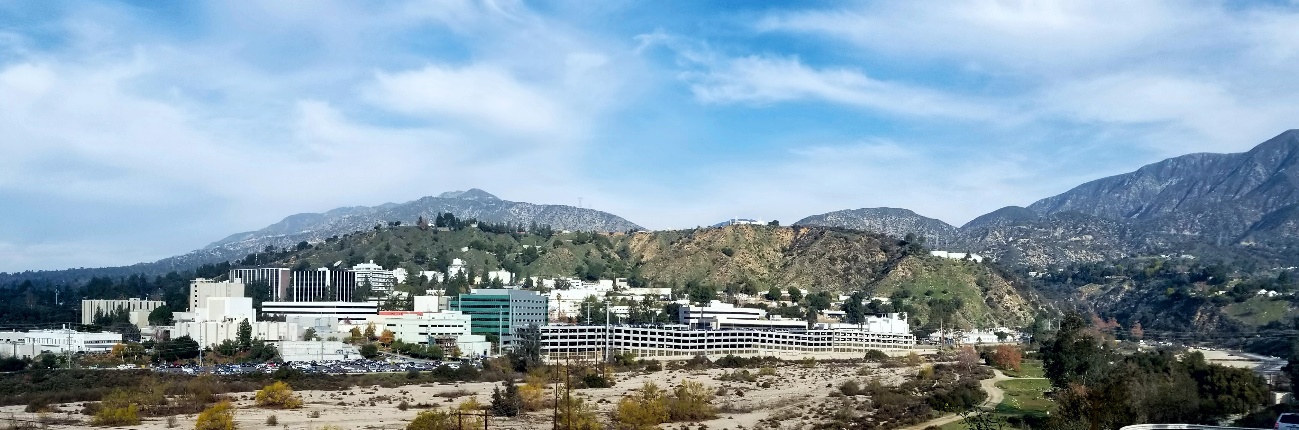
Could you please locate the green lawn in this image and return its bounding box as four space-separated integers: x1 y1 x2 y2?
1001 359 1044 378
1223 297 1293 326
995 378 1055 417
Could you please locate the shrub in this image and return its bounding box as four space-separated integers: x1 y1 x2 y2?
667 381 717 422
92 403 140 426
309 410 321 418
24 398 50 413
255 381 303 409
166 416 178 428
643 360 662 371
758 367 777 376
194 401 235 430
839 380 861 396
407 409 455 430
519 374 547 412
266 415 278 426
614 381 669 430
398 400 410 411
864 349 890 361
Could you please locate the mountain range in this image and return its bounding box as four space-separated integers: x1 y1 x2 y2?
7 130 1299 281
796 130 1299 267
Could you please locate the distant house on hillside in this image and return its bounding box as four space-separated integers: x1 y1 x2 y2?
929 250 985 263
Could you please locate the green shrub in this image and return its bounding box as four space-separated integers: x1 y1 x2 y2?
91 403 140 426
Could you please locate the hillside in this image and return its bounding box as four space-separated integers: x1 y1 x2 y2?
794 208 964 248
799 130 1299 268
264 224 1039 330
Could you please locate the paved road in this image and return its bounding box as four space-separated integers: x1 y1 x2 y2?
900 369 1034 430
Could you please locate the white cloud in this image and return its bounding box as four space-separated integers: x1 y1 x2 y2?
756 1 1223 74
684 55 1002 121
365 64 573 138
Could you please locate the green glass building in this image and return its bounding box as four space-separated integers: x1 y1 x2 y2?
449 289 548 347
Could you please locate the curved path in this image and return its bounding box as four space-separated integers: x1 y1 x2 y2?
900 369 1026 430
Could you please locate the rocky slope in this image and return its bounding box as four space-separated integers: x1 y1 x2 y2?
801 130 1299 268
794 208 963 248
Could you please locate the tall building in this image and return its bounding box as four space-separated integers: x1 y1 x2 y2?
450 289 547 347
352 261 396 294
229 268 291 301
290 268 357 302
189 278 245 312
81 298 166 325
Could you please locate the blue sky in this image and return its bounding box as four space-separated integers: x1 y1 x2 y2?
3 0 1299 272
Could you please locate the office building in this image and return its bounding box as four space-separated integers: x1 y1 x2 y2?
352 261 396 294
539 324 914 361
381 311 490 357
261 301 378 323
0 328 123 355
450 289 547 347
290 268 357 302
173 320 299 348
189 278 245 312
81 298 166 325
229 268 291 301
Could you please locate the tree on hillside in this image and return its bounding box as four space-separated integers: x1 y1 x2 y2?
1042 311 1109 389
841 292 866 324
787 287 803 303
765 286 782 301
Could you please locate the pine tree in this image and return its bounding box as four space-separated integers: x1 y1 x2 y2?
237 319 252 352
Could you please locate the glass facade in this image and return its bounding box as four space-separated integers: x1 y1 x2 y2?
450 289 547 346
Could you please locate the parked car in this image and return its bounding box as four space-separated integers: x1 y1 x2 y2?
1275 413 1299 430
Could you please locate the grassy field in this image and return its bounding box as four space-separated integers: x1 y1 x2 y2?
1223 296 1293 326
995 378 1054 417
1001 359 1044 378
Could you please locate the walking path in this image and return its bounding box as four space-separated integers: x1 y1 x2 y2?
900 369 1041 430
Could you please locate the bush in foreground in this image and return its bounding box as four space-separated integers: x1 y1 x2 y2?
194 400 235 430
254 381 303 409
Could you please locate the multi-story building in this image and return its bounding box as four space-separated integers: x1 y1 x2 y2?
173 320 299 348
539 323 914 361
229 268 291 301
290 268 357 302
676 301 807 330
81 298 166 325
189 278 245 312
450 289 547 347
352 261 396 294
0 328 123 355
260 301 378 324
380 311 490 357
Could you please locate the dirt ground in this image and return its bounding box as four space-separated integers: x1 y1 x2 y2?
0 361 921 430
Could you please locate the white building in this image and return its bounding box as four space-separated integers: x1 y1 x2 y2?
173 320 298 348
414 294 450 313
548 288 608 322
929 251 985 263
353 261 397 294
189 278 245 312
419 271 446 283
380 311 489 356
0 328 122 355
484 269 513 284
278 341 361 362
229 268 291 301
540 324 914 361
195 297 256 323
446 258 467 279
81 298 166 325
261 301 378 323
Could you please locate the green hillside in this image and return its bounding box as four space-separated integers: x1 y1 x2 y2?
254 223 1038 332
